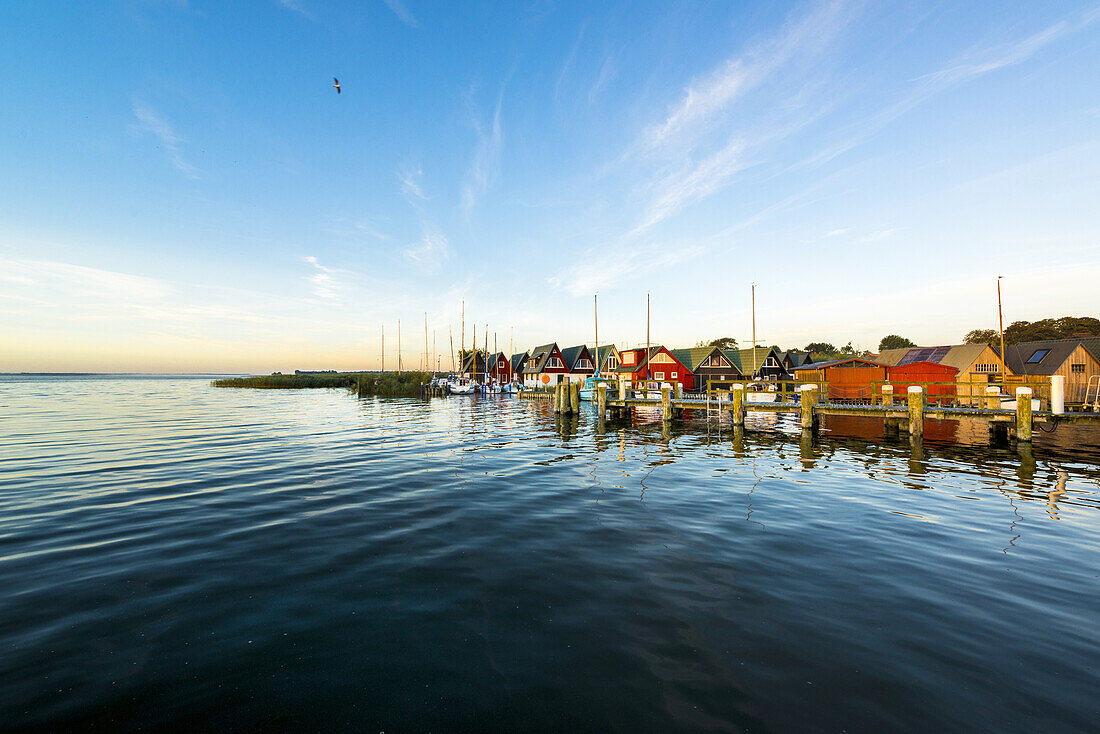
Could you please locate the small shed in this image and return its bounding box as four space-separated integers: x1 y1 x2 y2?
791 357 887 402
886 361 958 403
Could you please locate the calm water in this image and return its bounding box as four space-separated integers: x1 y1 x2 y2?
2 376 1098 732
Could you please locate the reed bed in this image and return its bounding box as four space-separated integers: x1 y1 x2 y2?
212 372 437 397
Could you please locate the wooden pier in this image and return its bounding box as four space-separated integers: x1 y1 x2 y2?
524 382 1100 443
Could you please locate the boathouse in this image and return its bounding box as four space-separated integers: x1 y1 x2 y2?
488 351 513 384
737 346 786 380
593 345 621 375
509 351 529 383
886 361 959 403
669 347 742 392
460 351 488 380
998 338 1100 404
560 345 596 383
616 346 695 391
878 344 1014 404
522 343 569 387
791 357 887 402
779 350 814 372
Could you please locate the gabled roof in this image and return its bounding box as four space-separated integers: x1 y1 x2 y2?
792 357 886 370
559 344 592 371
669 346 734 371
721 349 744 370
488 352 511 372
1080 337 1100 363
738 346 780 372
780 350 813 367
523 343 559 373
879 344 997 371
461 351 488 374
998 339 1092 376
592 344 620 370
509 351 528 373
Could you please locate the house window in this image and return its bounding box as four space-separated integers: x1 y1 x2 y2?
608 356 619 368
1072 363 1085 373
703 356 726 367
974 363 999 373
547 357 563 368
654 371 665 380
671 371 677 378
765 357 777 367
622 352 635 365
575 359 592 369
1026 349 1050 364
651 353 673 364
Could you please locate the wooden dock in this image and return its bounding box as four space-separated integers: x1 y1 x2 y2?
524 382 1100 443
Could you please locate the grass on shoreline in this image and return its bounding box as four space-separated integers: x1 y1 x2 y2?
212 372 438 397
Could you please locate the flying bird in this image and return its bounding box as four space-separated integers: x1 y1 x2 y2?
332 77 341 94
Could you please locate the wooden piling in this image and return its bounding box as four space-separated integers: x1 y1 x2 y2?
619 377 628 401
985 386 1001 411
729 383 745 426
674 382 682 401
1016 387 1033 442
881 384 893 407
907 386 924 438
661 386 672 422
570 382 580 415
799 385 816 429
597 383 607 418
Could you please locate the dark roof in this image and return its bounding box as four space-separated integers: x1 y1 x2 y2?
897 346 952 366
792 357 886 370
523 343 558 374
509 351 528 373
721 349 744 370
669 346 736 371
559 345 591 371
998 339 1090 375
593 345 619 370
461 352 488 374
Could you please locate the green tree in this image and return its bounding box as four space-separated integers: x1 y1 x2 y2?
840 341 855 355
695 337 739 349
804 342 836 354
878 334 915 351
963 329 997 345
1004 316 1100 344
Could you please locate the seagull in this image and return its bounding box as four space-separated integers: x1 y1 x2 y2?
332 77 341 94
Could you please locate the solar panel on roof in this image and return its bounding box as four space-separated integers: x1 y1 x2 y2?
898 346 949 366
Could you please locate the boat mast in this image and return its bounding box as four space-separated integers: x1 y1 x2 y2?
594 293 599 379
381 324 385 373
398 319 402 375
432 329 436 376
751 283 757 378
646 292 651 382
424 312 428 374
449 325 455 373
997 276 1007 383
461 300 465 376
473 324 477 381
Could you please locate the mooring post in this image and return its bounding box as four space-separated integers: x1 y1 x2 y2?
985 385 1001 411
570 381 580 415
907 386 924 438
619 376 628 401
661 386 672 422
729 383 745 426
1051 375 1065 415
881 384 893 407
1016 387 1033 442
799 384 816 429
674 381 682 401
597 383 607 418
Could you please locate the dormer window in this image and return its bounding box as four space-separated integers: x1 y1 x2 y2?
575 358 592 370
623 352 636 365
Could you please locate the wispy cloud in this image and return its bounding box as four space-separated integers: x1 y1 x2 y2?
303 256 345 299
548 240 704 296
355 220 394 241
0 257 171 300
277 0 313 19
132 104 198 179
397 165 427 200
382 0 417 27
635 137 747 233
461 89 503 220
404 227 451 273
860 227 901 242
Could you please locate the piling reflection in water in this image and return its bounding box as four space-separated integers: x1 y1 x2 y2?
2 376 1099 733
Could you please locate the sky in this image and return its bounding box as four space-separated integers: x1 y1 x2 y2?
1 0 1098 373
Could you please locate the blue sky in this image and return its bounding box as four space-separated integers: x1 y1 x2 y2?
1 0 1098 372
